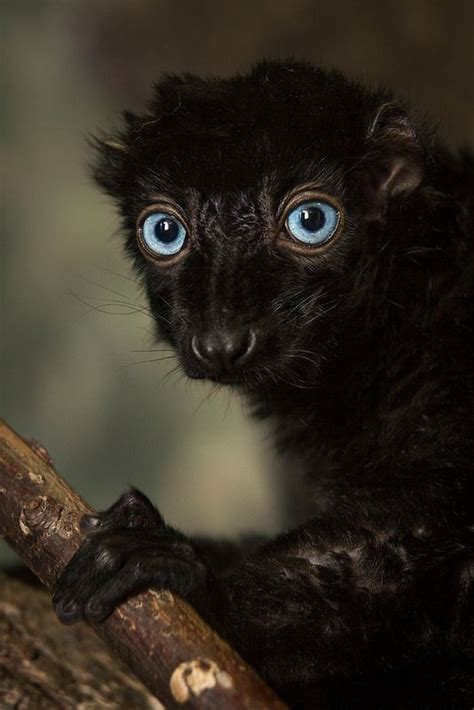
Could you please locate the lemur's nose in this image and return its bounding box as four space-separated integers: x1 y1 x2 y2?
191 329 257 374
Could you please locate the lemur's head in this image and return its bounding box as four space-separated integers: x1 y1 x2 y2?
94 61 424 390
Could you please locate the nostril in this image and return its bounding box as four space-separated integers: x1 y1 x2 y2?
220 329 256 370
190 334 210 364
233 328 256 365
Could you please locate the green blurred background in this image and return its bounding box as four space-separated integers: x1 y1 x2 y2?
1 1 473 565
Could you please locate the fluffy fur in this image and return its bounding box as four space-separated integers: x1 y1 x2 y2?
53 61 474 708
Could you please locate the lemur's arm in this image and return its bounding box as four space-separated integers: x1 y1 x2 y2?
52 476 472 694
194 536 267 573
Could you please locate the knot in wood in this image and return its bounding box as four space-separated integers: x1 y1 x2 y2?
21 496 76 539
169 657 234 703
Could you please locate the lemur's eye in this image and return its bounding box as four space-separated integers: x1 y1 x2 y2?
286 200 339 246
140 212 187 256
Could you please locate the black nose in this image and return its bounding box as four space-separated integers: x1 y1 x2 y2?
191 329 257 374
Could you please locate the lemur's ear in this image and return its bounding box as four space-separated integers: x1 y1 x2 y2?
91 75 202 199
90 121 131 199
90 107 148 199
361 103 424 219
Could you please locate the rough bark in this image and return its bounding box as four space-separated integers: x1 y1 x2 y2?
0 572 163 709
0 419 286 709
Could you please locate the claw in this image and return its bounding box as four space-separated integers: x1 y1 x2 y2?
80 514 102 533
85 597 111 623
53 593 83 625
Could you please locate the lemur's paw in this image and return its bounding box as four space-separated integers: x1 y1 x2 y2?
52 488 206 624
80 486 164 532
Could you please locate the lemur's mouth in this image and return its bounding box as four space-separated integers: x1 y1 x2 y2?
186 366 260 388
183 355 271 389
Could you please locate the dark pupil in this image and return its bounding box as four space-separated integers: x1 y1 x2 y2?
155 218 178 243
300 207 325 232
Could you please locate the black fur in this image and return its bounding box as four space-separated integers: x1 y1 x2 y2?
53 61 474 708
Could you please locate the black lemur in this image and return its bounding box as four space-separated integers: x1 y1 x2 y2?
53 61 474 708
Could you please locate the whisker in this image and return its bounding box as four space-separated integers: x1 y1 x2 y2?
289 352 320 368
88 297 154 316
68 291 152 317
223 390 233 420
99 266 138 284
74 275 134 301
192 383 220 415
115 355 176 372
129 348 174 354
160 363 183 387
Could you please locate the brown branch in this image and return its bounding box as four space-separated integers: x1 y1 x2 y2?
0 419 286 709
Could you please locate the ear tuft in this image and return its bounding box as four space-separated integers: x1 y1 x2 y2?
362 103 424 219
89 132 129 198
102 139 128 153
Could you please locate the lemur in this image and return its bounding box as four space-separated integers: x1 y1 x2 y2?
53 61 474 708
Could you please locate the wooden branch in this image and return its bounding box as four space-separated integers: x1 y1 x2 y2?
0 419 286 709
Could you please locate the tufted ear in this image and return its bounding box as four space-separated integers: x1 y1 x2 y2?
89 137 128 197
89 107 149 199
361 103 424 220
90 132 130 199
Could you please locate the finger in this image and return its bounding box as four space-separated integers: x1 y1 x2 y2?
52 590 84 625
82 488 164 533
52 541 124 623
84 554 200 623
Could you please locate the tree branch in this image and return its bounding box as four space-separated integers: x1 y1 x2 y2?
0 419 286 709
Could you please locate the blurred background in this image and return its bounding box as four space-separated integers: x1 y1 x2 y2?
1 0 473 566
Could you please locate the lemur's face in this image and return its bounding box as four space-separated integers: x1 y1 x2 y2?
95 63 422 390
136 181 348 388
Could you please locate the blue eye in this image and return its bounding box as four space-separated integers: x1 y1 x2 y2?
286 200 340 246
140 212 187 256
